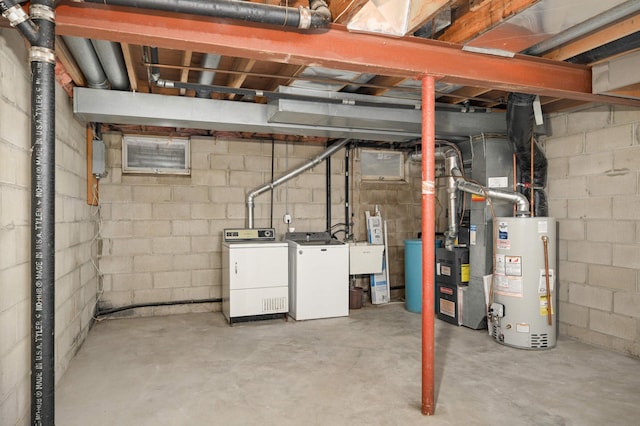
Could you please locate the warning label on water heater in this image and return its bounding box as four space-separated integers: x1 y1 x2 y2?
497 221 510 249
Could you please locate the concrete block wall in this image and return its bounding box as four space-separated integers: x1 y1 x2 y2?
0 29 98 425
543 104 640 357
350 149 422 298
97 136 350 315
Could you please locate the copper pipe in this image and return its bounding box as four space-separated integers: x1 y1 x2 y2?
421 75 436 416
530 134 535 217
541 236 552 326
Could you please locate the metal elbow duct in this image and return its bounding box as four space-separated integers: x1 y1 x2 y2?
90 39 129 90
61 36 109 89
455 179 530 217
247 138 350 229
444 151 460 250
73 0 332 29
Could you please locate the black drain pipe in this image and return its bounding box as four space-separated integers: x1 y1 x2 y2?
0 0 38 44
73 0 331 29
507 93 548 217
30 1 56 424
326 155 332 231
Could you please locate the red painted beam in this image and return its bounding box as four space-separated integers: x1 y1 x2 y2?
54 2 640 106
421 75 436 416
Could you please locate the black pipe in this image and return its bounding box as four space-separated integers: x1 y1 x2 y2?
567 32 640 65
96 298 223 317
326 155 331 231
345 145 351 239
270 139 275 229
30 1 55 424
77 0 331 29
506 93 548 217
0 0 38 44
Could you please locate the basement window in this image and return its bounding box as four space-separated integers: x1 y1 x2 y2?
361 150 405 182
122 135 191 175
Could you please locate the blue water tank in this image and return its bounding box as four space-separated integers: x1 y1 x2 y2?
404 239 442 313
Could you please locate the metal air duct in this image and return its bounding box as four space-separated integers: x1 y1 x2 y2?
61 36 108 89
90 39 129 90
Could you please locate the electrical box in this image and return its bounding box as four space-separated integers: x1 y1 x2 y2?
92 139 106 177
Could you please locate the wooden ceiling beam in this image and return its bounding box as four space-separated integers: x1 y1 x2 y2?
542 13 640 61
329 0 369 24
55 36 86 87
54 2 640 107
120 42 139 92
225 57 256 100
440 0 539 44
178 50 193 96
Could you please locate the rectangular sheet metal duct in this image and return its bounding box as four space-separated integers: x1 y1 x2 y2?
73 88 507 141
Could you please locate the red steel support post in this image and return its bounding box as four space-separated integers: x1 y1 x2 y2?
421 74 436 416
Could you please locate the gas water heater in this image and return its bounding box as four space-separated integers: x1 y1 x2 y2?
489 217 556 349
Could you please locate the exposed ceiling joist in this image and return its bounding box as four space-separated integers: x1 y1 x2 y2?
120 42 138 92
54 3 640 108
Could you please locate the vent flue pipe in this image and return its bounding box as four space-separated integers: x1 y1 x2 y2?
72 0 332 29
247 139 350 229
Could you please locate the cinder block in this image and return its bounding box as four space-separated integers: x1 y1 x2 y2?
226 203 248 220
191 236 221 253
613 196 640 220
153 271 190 289
568 152 613 177
544 112 567 138
586 220 635 243
612 105 640 125
133 288 171 304
548 176 588 199
227 138 263 155
171 186 209 202
208 187 245 203
99 255 133 274
558 302 589 327
274 187 311 204
190 170 227 186
548 199 567 219
192 269 216 286
586 124 634 153
229 170 263 187
152 203 190 220
191 136 227 154
131 220 171 238
568 198 611 219
544 133 584 158
567 105 611 135
612 244 640 269
558 219 585 241
588 172 637 197
569 283 612 311
191 203 226 220
546 157 569 179
110 203 152 220
102 221 133 238
171 220 209 236
614 292 640 318
171 286 211 301
294 203 325 220
589 309 636 340
211 154 244 170
132 186 171 203
174 253 211 271
559 260 587 284
109 238 152 256
0 306 17 356
243 155 270 172
133 254 173 272
111 273 153 292
613 146 640 171
152 236 190 254
567 240 611 265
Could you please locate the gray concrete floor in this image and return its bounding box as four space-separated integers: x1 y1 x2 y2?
56 303 640 426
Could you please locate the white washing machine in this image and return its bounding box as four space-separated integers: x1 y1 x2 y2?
287 232 349 321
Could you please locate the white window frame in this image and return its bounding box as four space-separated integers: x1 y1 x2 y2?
122 135 191 175
361 149 405 182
